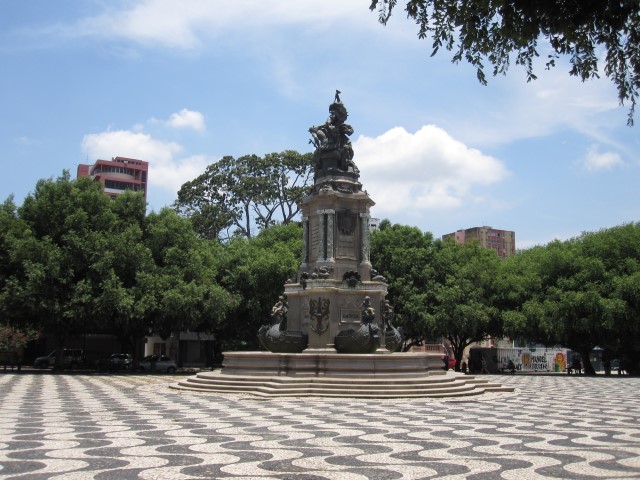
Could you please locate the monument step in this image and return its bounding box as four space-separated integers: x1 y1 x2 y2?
180 378 469 392
170 354 512 398
170 369 515 398
171 381 488 398
194 371 461 385
184 375 463 387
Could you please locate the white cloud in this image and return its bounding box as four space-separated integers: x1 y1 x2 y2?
166 109 205 131
14 136 38 146
355 125 509 215
152 154 210 196
444 54 624 149
63 0 368 50
80 130 210 203
81 130 181 166
583 145 623 172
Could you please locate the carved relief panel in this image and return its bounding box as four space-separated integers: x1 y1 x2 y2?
336 211 357 259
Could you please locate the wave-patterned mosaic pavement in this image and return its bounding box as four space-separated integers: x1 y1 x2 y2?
1 372 639 479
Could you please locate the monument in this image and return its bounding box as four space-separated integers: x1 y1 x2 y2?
173 92 513 397
258 90 401 355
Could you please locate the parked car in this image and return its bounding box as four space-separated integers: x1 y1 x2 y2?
138 355 177 373
108 353 132 371
34 349 85 369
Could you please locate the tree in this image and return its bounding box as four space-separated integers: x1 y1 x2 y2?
13 172 117 367
502 238 621 375
370 220 436 349
0 196 33 327
215 223 302 353
579 223 640 374
430 240 502 370
370 0 640 124
174 151 313 240
141 208 236 351
0 324 39 369
91 192 155 359
493 245 543 342
612 271 640 375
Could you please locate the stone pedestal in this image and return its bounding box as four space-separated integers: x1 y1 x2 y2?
283 171 388 352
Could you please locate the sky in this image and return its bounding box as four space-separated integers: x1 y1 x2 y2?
2 0 638 249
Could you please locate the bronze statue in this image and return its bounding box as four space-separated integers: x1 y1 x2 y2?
361 296 376 324
309 90 358 174
381 299 395 329
270 295 288 326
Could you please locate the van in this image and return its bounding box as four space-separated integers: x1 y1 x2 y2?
34 349 85 369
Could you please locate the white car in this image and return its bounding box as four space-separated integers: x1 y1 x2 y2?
138 355 177 373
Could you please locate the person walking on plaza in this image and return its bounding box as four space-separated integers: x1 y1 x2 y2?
481 356 489 374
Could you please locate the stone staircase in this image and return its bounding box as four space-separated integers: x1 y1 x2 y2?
171 370 514 398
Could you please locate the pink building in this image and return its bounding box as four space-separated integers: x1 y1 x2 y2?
77 157 148 201
442 226 515 258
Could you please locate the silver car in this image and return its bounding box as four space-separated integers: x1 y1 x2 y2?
138 355 177 373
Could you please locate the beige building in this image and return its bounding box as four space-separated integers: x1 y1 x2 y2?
442 226 515 258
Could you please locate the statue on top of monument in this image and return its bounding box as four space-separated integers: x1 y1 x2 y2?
309 90 359 175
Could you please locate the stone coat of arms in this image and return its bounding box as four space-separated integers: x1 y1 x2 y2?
309 297 330 334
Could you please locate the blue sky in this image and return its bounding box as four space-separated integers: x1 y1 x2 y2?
2 1 638 248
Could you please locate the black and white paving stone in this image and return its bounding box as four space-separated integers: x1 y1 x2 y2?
1 372 639 479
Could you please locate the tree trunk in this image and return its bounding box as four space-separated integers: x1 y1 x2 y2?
54 333 67 370
452 343 466 373
244 203 251 238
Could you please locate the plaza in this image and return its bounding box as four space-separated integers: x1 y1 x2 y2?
1 372 639 479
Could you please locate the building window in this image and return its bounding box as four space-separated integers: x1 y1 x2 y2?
104 180 140 192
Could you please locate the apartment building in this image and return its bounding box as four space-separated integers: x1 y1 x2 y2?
442 226 515 258
77 156 148 201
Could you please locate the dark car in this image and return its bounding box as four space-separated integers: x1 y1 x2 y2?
109 353 132 370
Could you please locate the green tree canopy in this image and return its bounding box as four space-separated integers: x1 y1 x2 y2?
1 174 239 366
141 208 237 342
430 239 502 368
10 172 117 366
174 151 313 240
579 223 640 373
371 221 503 367
500 224 640 375
215 223 302 352
370 0 640 124
370 220 436 348
0 196 33 325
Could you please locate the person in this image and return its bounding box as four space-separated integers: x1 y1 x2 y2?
481 356 489 374
568 357 582 375
507 359 516 374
